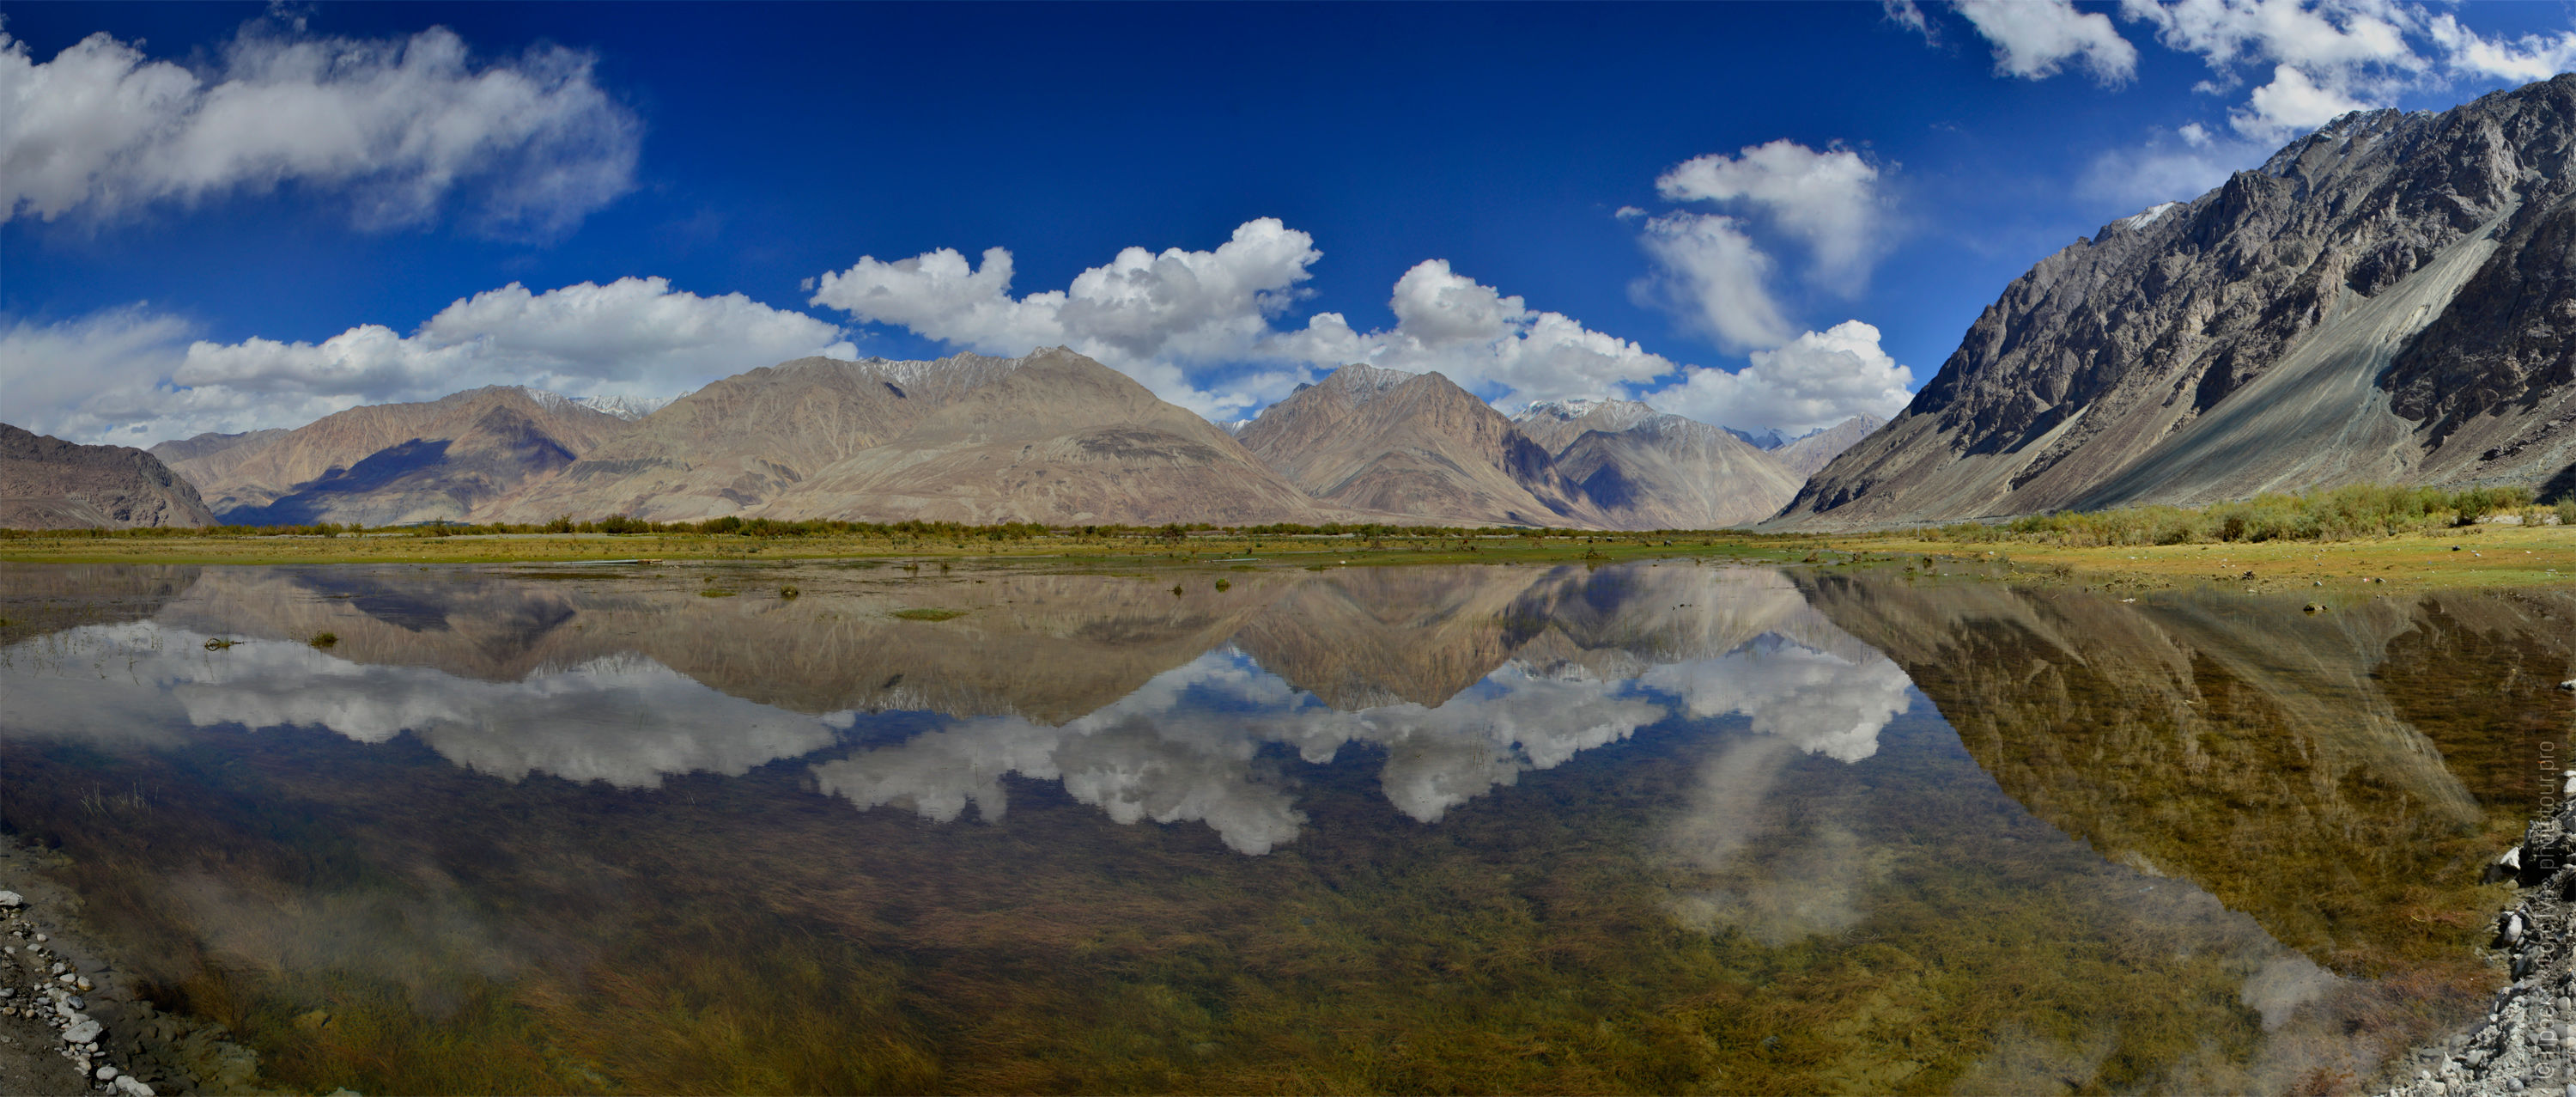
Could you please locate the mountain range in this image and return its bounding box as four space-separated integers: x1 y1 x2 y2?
1779 73 2576 528
33 77 2574 533
6 349 1874 530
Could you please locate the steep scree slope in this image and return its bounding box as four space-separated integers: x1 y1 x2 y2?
1779 75 2576 528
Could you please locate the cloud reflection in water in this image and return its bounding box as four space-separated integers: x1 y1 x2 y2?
1 565 1923 860
0 623 842 788
813 628 1915 856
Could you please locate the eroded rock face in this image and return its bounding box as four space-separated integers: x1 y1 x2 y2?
0 424 216 529
1779 75 2576 529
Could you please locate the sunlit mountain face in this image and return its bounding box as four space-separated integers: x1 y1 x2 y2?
1 559 2561 1093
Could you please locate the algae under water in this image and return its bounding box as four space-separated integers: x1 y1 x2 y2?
0 559 2566 1094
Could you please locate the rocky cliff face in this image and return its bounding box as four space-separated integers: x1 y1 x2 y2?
0 424 217 529
155 387 629 526
1780 75 2576 528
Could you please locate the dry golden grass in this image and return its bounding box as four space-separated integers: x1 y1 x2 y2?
3 524 2569 589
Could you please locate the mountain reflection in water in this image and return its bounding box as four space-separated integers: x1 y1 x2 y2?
0 560 2563 1094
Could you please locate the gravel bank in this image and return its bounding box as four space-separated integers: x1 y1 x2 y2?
2385 792 2576 1097
0 838 270 1096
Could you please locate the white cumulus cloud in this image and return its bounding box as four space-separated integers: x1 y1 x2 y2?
1645 320 1917 437
1290 259 1680 407
2116 0 2576 141
0 21 636 235
1958 0 2142 83
1913 0 2576 199
1631 213 1796 353
6 279 851 443
808 217 1321 418
2425 13 2576 84
0 308 201 442
1656 140 1886 290
811 219 1687 417
1630 140 1898 369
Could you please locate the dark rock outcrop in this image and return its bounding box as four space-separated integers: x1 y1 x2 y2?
0 424 216 529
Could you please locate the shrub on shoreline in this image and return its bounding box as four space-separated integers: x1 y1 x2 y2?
1933 484 2545 546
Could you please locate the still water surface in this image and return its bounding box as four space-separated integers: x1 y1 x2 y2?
2 559 2569 1094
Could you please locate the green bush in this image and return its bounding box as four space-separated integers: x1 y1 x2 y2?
1935 483 2547 547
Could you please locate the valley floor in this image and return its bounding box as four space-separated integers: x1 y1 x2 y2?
0 526 2571 589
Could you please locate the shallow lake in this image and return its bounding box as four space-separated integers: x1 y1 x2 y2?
2 558 2568 1094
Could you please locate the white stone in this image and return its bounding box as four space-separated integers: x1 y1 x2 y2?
112 1076 154 1097
0 892 20 909
59 1018 99 1044
95 1065 115 1081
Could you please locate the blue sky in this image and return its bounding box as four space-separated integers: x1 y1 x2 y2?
6 1 2573 444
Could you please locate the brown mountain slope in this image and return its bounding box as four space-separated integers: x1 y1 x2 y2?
157 387 629 524
1540 405 1802 528
489 353 1032 522
1778 75 2576 528
1237 365 1602 527
220 403 597 527
1769 415 1885 479
0 424 216 529
148 428 288 466
747 349 1334 524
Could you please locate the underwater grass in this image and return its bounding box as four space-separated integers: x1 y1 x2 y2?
0 686 2508 1095
890 607 965 621
7 569 2564 1093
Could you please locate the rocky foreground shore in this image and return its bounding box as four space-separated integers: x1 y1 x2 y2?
2385 771 2576 1097
0 839 265 1096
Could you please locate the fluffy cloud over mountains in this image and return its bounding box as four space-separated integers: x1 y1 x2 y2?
8 211 1915 444
0 22 637 235
1654 322 1917 439
809 216 1912 435
3 278 851 442
1911 0 2576 204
